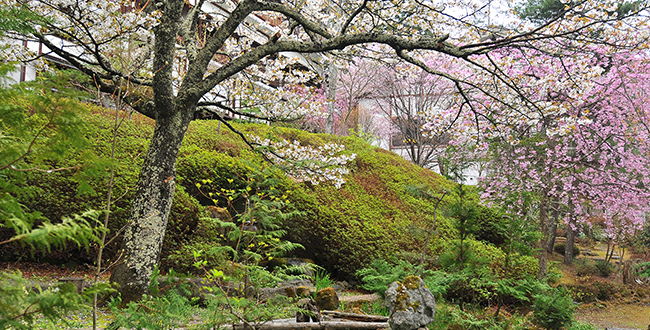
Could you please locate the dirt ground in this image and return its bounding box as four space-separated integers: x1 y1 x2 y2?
575 302 650 329
555 239 650 330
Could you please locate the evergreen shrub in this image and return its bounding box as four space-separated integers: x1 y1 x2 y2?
575 259 599 277
473 205 508 246
594 260 614 278
554 243 581 256
532 289 575 330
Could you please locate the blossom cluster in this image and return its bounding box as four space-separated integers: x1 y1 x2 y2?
250 136 356 188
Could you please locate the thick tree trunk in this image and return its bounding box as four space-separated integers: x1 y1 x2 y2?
110 110 192 304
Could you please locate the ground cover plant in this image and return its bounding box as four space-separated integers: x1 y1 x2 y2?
3 101 458 279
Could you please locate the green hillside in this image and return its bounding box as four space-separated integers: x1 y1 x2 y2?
1 104 465 278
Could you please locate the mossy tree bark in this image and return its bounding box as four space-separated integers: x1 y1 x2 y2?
108 0 191 303
109 110 193 303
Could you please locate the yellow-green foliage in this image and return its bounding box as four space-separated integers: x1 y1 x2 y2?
281 140 455 278
4 109 461 277
447 240 538 279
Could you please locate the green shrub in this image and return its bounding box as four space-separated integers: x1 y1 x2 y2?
567 322 598 330
554 243 580 256
164 241 228 274
532 289 575 330
634 261 650 278
568 280 621 303
429 305 494 330
594 260 614 278
439 239 538 279
592 281 616 300
473 205 508 246
575 259 599 277
356 259 421 297
161 185 205 267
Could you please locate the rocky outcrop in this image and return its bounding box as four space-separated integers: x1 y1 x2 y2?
384 276 435 330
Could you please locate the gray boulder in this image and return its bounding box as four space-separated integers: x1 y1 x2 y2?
384 276 435 330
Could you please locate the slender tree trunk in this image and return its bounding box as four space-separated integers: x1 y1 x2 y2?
325 65 338 134
538 195 550 280
109 109 192 304
546 197 559 254
437 156 447 178
564 224 575 265
546 223 557 254
419 193 447 268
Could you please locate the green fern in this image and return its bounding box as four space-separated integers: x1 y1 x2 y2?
3 210 104 252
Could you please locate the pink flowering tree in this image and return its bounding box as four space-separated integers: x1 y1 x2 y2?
479 49 650 275
313 56 477 174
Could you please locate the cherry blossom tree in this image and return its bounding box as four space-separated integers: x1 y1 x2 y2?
301 59 384 136
371 60 458 169
4 0 650 301
479 49 650 275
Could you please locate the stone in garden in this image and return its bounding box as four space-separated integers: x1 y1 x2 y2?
384 276 435 330
296 286 312 297
296 298 321 322
315 287 340 310
58 277 85 294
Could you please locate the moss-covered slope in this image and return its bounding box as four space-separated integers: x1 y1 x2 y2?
3 105 458 278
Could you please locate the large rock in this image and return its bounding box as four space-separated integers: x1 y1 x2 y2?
315 287 340 310
384 276 435 330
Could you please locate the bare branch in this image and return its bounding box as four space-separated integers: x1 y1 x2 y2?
340 0 368 35
255 0 333 39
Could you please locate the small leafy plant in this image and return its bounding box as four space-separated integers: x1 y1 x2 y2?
313 268 333 293
532 288 575 330
356 258 424 297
